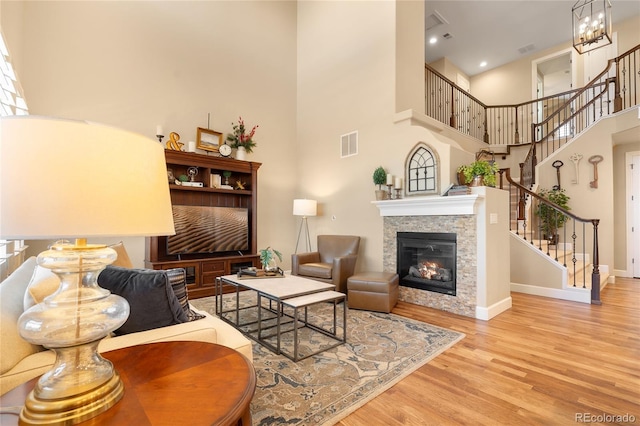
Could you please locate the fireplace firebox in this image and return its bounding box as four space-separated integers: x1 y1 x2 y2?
397 232 456 296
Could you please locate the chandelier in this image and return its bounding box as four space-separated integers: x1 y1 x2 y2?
572 0 612 54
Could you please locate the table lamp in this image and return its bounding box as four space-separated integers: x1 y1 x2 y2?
0 116 175 425
293 199 317 253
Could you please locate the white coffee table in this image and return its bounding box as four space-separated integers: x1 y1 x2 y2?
215 273 347 361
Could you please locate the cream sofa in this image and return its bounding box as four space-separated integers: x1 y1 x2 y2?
0 256 252 395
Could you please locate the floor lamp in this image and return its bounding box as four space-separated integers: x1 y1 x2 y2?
293 199 317 253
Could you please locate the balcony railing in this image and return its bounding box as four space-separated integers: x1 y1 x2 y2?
521 44 639 187
425 44 640 188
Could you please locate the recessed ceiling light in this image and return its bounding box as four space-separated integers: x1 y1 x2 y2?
429 37 437 44
480 61 487 67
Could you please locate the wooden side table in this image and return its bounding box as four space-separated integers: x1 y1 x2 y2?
0 342 256 426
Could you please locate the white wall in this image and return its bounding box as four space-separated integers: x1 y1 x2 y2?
475 187 511 319
6 0 461 274
3 1 298 268
296 1 463 272
532 111 640 275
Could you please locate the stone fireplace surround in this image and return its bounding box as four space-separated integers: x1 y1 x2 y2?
373 187 512 320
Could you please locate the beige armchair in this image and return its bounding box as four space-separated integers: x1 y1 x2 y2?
291 235 360 293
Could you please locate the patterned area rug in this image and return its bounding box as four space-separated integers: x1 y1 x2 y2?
191 294 464 426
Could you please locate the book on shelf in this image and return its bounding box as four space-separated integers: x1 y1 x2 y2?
444 185 471 196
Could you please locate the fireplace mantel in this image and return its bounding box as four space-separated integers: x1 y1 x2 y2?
372 194 483 217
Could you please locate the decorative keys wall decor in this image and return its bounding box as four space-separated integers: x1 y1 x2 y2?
588 155 603 189
552 160 563 190
569 153 583 184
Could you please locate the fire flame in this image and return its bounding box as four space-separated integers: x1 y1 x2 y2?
418 261 442 279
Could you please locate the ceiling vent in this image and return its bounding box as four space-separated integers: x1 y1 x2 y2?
443 33 453 40
518 44 536 55
426 10 448 31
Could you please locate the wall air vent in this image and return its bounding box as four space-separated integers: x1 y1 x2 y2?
426 10 448 31
518 44 536 55
340 131 358 158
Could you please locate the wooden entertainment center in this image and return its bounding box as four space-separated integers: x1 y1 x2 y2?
145 150 261 299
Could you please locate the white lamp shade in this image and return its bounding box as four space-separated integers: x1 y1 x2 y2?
293 199 317 217
0 116 175 239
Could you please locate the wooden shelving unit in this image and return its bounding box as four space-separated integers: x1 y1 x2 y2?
145 150 261 299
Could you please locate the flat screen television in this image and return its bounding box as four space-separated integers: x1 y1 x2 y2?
167 205 249 255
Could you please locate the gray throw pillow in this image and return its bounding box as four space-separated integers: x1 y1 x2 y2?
98 266 188 335
165 268 205 322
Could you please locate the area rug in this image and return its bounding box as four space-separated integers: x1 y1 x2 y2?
191 294 464 426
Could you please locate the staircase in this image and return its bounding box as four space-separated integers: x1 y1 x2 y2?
423 44 639 305
502 169 604 303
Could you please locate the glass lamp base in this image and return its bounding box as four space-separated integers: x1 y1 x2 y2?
20 371 124 425
16 240 130 425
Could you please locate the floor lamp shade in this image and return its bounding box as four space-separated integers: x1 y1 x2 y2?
293 199 316 253
0 116 175 425
293 199 317 217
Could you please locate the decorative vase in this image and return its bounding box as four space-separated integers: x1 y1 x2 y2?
457 171 467 186
235 146 247 161
545 233 559 246
263 258 279 275
469 175 485 187
375 189 388 201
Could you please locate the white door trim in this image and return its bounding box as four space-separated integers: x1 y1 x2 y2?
626 151 640 278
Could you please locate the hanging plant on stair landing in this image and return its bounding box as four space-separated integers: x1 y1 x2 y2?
534 188 571 246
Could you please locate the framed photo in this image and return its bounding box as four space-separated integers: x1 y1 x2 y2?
196 127 223 153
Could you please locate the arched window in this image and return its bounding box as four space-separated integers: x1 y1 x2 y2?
406 144 438 196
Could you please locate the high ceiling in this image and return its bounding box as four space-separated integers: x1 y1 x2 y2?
425 0 640 77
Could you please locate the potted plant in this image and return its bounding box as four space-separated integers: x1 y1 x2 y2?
373 166 388 200
259 246 282 275
226 116 258 160
457 160 499 187
534 188 571 245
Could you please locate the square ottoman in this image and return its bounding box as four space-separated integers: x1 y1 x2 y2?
347 272 399 313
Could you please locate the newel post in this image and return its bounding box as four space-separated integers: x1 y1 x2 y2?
591 219 601 305
613 58 623 113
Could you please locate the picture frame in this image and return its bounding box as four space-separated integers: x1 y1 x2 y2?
196 127 223 153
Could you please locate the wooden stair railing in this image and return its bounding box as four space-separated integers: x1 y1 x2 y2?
425 44 640 179
498 168 602 305
424 65 585 147
518 44 639 187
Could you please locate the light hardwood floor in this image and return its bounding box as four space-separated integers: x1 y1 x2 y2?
337 277 640 425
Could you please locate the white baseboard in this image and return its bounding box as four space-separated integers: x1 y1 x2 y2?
475 296 513 321
613 269 629 278
511 282 591 303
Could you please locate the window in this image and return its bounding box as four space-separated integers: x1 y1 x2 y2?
0 29 28 116
406 144 439 196
0 239 26 280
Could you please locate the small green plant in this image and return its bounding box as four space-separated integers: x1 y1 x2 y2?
372 166 387 190
457 160 499 187
534 188 571 242
259 246 282 270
